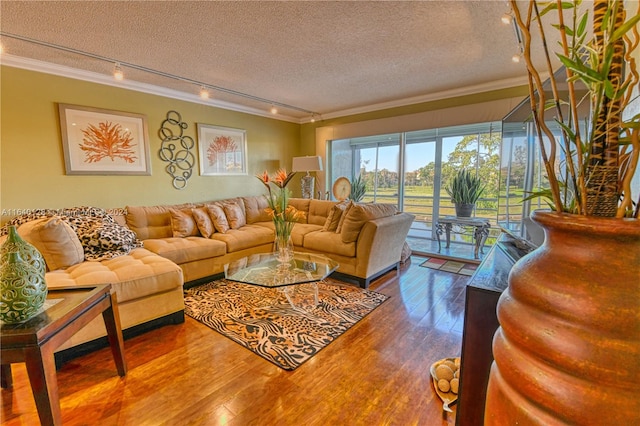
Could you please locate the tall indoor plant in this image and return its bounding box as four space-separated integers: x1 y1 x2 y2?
485 1 640 424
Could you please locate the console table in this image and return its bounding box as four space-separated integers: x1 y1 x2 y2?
0 285 127 426
455 236 531 425
435 216 491 259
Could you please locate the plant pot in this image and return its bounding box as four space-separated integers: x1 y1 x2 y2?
485 211 640 425
454 203 474 217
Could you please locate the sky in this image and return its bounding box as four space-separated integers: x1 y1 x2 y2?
359 138 461 173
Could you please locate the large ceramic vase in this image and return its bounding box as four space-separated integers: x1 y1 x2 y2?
0 226 48 323
485 211 640 425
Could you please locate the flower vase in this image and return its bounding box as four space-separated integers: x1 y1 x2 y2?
274 233 294 264
0 226 48 323
485 211 640 424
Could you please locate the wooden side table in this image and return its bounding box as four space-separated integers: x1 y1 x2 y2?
435 216 491 259
1 284 127 426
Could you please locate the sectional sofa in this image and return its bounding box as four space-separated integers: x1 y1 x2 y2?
126 196 414 288
1 196 414 358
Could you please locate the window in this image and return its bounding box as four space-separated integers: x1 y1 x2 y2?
329 122 501 243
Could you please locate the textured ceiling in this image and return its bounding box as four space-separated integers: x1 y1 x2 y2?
0 1 558 121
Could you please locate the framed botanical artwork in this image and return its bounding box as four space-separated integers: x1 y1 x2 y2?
197 124 247 176
58 104 151 175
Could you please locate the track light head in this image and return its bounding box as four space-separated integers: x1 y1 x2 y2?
113 63 124 81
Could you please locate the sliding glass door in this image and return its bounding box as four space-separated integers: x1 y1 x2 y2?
329 122 502 243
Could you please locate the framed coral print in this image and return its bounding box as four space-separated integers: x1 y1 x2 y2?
58 104 151 175
197 124 247 175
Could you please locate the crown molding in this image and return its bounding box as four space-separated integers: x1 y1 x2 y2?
312 76 531 122
0 54 301 123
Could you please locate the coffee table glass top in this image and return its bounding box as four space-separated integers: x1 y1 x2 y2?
224 252 339 288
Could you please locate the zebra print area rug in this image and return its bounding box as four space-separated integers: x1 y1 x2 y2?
183 278 388 370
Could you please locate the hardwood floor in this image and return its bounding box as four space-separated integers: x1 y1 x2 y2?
1 255 469 425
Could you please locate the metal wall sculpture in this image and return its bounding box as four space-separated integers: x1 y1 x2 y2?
158 110 195 189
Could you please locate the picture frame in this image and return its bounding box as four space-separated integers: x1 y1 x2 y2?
58 104 151 175
197 124 247 176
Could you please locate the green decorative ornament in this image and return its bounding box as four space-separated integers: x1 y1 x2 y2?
0 225 46 275
0 226 48 323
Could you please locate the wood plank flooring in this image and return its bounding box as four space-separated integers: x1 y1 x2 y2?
1 255 469 425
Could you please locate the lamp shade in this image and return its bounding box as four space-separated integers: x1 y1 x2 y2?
292 156 323 172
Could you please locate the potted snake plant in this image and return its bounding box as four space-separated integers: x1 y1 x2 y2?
445 169 485 217
349 174 367 202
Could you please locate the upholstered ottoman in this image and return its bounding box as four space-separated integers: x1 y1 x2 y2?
45 247 185 353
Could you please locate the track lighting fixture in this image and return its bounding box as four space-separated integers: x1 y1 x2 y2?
1 31 320 119
502 7 523 65
113 62 124 81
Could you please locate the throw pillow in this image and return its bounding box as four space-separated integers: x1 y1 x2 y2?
63 213 143 261
322 203 347 232
223 202 246 229
192 207 214 238
243 196 272 223
340 203 398 243
17 216 84 271
206 204 230 233
169 208 200 238
335 201 354 234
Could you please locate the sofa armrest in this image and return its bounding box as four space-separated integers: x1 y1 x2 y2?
355 212 415 278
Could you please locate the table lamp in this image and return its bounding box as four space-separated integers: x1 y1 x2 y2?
292 156 323 199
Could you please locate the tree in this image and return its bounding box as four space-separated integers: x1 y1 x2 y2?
443 132 502 209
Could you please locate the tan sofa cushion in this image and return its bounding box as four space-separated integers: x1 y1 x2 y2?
290 223 323 246
142 237 227 264
18 217 84 271
169 208 200 238
308 200 335 226
206 204 230 233
211 224 274 252
322 202 348 232
243 196 272 224
335 201 354 233
126 204 195 240
223 202 246 229
303 230 356 257
288 199 311 223
341 203 398 243
45 248 183 303
191 207 214 238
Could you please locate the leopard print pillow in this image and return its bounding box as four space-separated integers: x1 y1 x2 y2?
1 207 142 261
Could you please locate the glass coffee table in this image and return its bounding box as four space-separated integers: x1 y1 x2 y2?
224 252 339 310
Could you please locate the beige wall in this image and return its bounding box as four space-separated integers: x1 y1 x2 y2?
1 66 301 222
